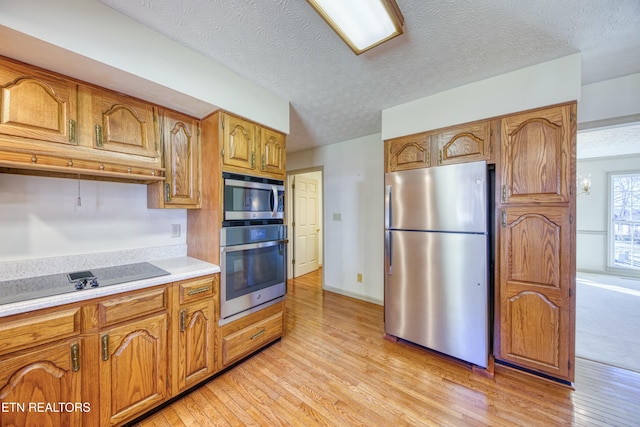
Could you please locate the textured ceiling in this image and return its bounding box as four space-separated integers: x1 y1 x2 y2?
578 123 640 160
98 0 640 153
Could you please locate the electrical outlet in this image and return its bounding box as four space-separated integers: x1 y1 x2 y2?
171 224 181 238
357 273 363 283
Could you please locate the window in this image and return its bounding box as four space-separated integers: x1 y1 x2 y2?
610 172 640 270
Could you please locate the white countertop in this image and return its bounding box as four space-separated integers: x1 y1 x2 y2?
0 256 220 318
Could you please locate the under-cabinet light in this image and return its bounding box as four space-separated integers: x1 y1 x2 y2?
306 0 404 55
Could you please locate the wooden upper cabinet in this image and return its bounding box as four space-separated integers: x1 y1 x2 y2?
501 105 574 204
148 110 201 208
385 133 430 172
434 120 492 166
89 88 159 160
0 56 78 145
259 126 286 177
0 339 82 427
221 112 256 171
499 206 574 381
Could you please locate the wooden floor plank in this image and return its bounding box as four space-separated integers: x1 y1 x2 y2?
133 268 640 427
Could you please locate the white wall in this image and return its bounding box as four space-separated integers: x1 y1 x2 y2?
576 154 640 276
287 135 384 304
579 73 640 126
382 54 581 139
0 174 186 262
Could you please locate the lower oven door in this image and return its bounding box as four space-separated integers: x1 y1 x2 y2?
220 239 286 325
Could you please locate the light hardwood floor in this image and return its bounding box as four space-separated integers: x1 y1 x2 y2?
133 269 640 426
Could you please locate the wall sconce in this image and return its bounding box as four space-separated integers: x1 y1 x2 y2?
577 173 592 196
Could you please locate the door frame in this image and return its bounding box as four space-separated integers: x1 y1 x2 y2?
287 167 324 281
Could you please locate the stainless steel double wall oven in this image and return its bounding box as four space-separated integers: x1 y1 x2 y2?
219 173 287 325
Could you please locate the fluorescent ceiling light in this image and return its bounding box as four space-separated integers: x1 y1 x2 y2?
307 0 404 55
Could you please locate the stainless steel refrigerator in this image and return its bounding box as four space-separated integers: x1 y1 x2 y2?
384 160 489 368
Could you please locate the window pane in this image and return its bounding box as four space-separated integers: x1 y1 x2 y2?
611 173 640 270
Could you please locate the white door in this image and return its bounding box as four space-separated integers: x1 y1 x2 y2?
294 175 319 277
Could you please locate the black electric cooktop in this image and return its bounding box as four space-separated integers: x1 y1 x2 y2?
0 262 170 305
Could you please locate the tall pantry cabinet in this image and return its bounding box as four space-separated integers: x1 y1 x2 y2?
496 103 576 383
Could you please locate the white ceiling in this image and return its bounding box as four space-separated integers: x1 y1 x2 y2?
578 122 640 160
98 0 640 153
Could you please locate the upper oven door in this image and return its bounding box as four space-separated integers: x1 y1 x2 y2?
224 177 284 220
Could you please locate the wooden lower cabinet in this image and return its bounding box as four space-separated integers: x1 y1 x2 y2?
176 300 215 391
0 339 83 427
220 301 284 368
174 275 218 392
498 206 574 381
0 273 284 426
99 313 168 426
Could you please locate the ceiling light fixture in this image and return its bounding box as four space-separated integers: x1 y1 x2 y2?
306 0 404 55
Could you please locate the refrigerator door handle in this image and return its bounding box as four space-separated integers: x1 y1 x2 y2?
385 231 392 275
385 185 392 229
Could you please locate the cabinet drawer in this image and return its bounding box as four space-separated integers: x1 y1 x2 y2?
222 310 283 366
97 287 167 327
0 307 81 356
179 275 217 304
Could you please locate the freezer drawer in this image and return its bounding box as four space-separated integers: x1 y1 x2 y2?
384 230 489 367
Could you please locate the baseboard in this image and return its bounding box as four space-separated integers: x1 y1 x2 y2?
323 285 383 306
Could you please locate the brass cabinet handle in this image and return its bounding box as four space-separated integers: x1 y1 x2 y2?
251 329 266 340
71 343 80 372
426 151 430 167
69 119 76 143
438 149 443 164
180 309 187 332
165 183 171 203
501 210 507 227
95 124 103 147
101 334 109 361
502 185 507 203
187 286 211 296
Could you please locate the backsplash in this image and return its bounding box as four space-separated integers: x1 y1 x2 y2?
0 173 187 263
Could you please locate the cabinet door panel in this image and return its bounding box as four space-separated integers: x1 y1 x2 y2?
259 127 286 177
499 207 573 380
0 340 82 427
100 313 167 425
436 121 491 166
164 111 200 207
222 113 255 171
501 105 572 204
385 133 430 172
92 89 158 159
178 299 215 390
0 58 77 145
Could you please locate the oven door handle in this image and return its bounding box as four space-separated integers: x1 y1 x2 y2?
220 239 282 253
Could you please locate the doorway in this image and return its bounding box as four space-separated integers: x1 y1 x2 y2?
287 169 323 280
576 122 640 373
